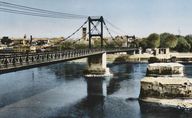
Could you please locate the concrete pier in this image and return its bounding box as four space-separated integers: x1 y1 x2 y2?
85 52 112 77
84 52 112 96
87 52 107 70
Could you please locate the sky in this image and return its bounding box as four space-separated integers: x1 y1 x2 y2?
0 0 192 38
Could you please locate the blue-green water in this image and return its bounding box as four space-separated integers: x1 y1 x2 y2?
0 62 192 118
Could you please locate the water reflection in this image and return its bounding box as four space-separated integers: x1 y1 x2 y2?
52 95 104 117
45 62 86 80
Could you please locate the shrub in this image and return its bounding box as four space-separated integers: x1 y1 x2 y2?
148 57 160 63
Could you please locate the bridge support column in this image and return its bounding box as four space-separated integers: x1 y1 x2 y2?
85 52 111 76
88 52 106 70
84 52 112 96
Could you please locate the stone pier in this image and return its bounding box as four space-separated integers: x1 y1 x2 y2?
85 52 111 77
84 52 112 96
88 52 106 70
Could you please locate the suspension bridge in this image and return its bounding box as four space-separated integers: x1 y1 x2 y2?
0 1 138 75
0 1 142 97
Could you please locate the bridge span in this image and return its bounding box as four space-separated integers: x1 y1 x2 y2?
0 48 138 74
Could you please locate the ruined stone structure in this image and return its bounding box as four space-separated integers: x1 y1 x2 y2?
139 63 192 109
140 77 192 99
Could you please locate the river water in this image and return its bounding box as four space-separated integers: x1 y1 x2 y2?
0 62 192 118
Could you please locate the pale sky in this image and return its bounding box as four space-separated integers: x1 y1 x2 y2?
0 0 192 38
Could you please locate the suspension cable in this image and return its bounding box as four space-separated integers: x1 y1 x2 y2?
0 7 85 19
72 21 100 45
63 20 88 42
0 1 87 19
103 21 121 47
105 19 126 34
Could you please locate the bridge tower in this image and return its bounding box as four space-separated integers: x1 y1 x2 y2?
88 16 104 48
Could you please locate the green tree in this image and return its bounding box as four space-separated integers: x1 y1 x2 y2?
106 41 116 48
185 35 192 52
175 37 191 52
74 43 87 49
160 33 170 41
146 33 160 48
1 36 12 45
160 34 177 48
160 33 170 47
60 41 73 50
139 38 148 49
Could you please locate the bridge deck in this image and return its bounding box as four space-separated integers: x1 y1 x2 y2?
0 48 137 74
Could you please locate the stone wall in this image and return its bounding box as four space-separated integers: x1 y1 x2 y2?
139 77 192 99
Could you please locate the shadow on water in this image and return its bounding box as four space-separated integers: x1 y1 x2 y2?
107 63 147 96
54 96 192 118
107 63 135 95
55 96 105 118
45 62 86 80
55 95 141 118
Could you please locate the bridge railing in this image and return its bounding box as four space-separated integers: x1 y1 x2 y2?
0 48 104 70
0 48 137 70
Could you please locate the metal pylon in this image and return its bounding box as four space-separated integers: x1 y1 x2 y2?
88 16 104 48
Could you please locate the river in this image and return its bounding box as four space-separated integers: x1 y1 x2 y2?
0 62 192 118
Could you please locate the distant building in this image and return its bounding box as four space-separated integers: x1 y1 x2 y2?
12 39 30 46
154 48 170 55
82 27 87 40
145 48 170 55
13 45 30 52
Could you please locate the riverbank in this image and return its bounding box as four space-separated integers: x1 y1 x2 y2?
67 52 192 64
108 52 192 64
107 54 148 63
